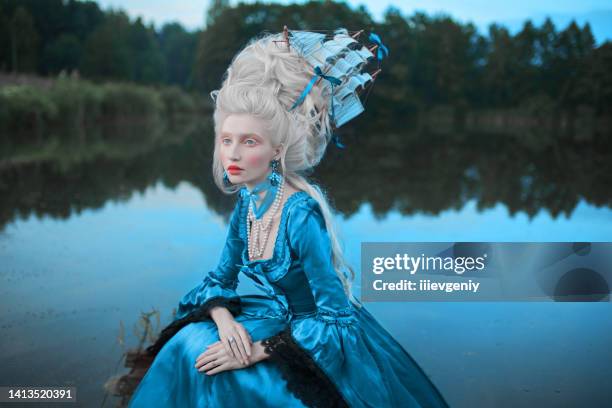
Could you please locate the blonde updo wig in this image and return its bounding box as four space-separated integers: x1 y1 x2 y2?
211 31 337 193
210 30 360 308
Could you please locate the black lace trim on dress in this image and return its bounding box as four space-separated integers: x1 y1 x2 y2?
145 296 241 357
261 327 350 408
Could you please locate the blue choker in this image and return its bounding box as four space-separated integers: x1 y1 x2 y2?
242 173 283 219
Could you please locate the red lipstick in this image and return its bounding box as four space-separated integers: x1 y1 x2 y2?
227 165 243 174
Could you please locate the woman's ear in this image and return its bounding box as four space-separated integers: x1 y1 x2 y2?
275 143 284 158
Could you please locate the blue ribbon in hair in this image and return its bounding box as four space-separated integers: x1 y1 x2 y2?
331 132 345 149
368 32 389 61
289 66 345 149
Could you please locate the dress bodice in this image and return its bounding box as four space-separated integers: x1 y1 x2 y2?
142 188 450 408
234 188 352 321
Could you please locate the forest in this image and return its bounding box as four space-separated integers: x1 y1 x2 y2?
0 0 609 115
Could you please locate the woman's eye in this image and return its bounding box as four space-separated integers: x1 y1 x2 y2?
245 139 257 145
221 138 231 144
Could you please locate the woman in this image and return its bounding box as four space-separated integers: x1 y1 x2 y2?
129 29 449 408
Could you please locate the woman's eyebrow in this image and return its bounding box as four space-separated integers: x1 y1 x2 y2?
221 132 261 138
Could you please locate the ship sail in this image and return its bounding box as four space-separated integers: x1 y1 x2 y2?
288 28 377 127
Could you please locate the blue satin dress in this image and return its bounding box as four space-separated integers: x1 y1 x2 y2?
128 189 449 408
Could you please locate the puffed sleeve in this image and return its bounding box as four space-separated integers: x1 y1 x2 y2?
145 195 244 356
260 198 386 408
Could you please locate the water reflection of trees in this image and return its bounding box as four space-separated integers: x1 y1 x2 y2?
1 111 610 232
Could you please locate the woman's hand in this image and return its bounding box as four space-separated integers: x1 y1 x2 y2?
195 340 268 375
209 306 253 365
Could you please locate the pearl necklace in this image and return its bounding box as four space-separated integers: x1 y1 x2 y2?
246 177 285 260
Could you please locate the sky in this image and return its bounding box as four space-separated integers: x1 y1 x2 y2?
96 0 612 44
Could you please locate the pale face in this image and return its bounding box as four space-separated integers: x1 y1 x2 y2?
219 114 281 191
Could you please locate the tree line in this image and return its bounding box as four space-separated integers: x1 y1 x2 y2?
0 0 610 113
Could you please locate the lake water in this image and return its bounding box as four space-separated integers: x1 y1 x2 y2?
1 119 611 407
